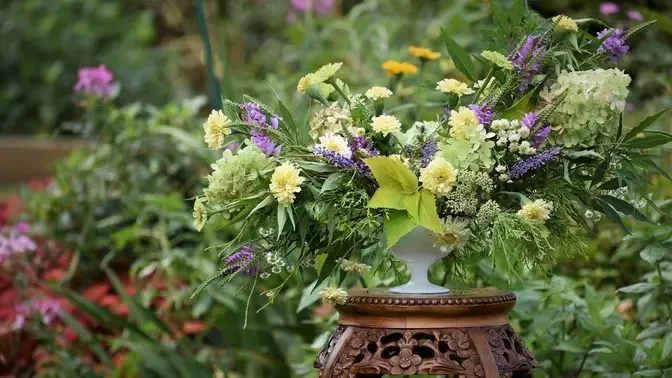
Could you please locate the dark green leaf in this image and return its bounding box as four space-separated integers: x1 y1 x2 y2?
594 198 630 234
312 247 341 292
511 0 526 28
627 134 672 149
598 177 628 190
623 109 667 141
599 195 655 224
441 30 477 82
490 0 509 33
631 158 672 182
617 282 655 294
590 156 611 188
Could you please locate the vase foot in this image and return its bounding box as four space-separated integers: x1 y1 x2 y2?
389 282 449 294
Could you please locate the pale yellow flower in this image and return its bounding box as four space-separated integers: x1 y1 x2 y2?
316 133 352 158
419 157 458 196
371 115 402 136
318 287 349 306
313 62 343 82
448 107 480 141
339 259 371 274
270 163 305 204
436 78 475 96
432 216 470 253
365 86 393 100
450 124 469 141
518 199 553 222
192 197 207 231
481 51 514 71
297 74 315 94
553 15 578 32
203 110 232 149
408 46 441 61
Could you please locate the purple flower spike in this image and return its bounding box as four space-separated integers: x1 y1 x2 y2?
469 104 494 126
312 146 371 177
597 28 629 63
242 103 282 156
511 36 546 91
532 125 552 148
421 137 437 168
225 245 258 276
521 112 538 130
74 65 115 98
510 147 561 180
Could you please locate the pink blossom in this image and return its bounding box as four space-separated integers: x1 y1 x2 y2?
74 64 115 98
290 0 335 15
600 2 620 16
627 10 643 21
12 299 62 330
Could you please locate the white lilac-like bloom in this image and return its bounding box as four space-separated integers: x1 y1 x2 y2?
518 199 553 223
318 287 349 306
203 146 269 205
553 15 578 32
420 157 458 196
203 110 232 149
476 200 501 226
481 51 514 71
309 103 353 139
436 79 474 97
371 115 402 136
316 133 352 158
193 197 207 231
541 69 631 147
270 163 305 204
339 259 371 274
432 216 471 253
365 86 393 100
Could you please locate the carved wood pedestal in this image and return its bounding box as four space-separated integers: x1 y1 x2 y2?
314 288 537 378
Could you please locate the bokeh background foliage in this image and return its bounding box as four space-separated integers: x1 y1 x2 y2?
0 0 671 377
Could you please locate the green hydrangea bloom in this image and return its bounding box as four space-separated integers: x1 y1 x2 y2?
203 145 270 205
439 125 496 172
541 69 631 147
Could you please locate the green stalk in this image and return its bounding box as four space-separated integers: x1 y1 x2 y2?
474 67 494 104
329 78 351 106
195 0 222 110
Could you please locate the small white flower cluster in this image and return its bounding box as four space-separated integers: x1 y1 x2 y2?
260 251 286 278
494 164 511 183
491 119 537 156
584 209 602 221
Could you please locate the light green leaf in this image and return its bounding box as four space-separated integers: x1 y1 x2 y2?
404 191 421 223
440 30 477 82
384 210 417 249
417 189 442 234
490 0 509 33
369 186 408 210
364 156 418 193
511 0 526 27
247 195 273 218
321 172 344 194
277 204 287 239
501 87 537 120
617 282 656 294
662 333 672 361
640 245 666 265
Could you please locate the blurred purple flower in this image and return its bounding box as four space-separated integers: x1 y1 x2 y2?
74 65 115 98
290 0 335 15
0 224 37 261
597 28 629 62
13 299 62 330
600 2 620 15
521 112 538 130
532 125 551 148
627 10 643 21
469 104 494 126
313 146 371 177
15 222 30 234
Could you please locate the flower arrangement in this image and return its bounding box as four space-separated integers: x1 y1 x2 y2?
192 11 669 304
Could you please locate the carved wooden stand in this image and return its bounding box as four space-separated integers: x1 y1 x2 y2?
314 288 537 377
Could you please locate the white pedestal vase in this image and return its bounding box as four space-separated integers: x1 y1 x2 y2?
389 226 450 294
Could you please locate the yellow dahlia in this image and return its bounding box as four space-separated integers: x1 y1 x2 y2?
419 157 458 196
436 78 475 96
371 115 402 136
203 110 232 149
270 163 305 204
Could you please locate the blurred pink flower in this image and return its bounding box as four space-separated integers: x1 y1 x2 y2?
290 0 335 15
74 64 115 98
600 2 620 16
627 10 643 21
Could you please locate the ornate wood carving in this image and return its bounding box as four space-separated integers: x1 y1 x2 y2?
314 289 538 378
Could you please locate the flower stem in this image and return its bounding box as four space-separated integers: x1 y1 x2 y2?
330 79 351 106
474 67 494 104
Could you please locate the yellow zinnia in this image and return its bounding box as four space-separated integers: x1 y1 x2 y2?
203 110 232 149
382 60 419 77
270 163 305 204
408 46 441 61
419 157 458 196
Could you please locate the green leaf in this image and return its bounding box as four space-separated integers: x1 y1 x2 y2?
617 282 656 294
298 280 329 313
369 186 408 210
364 156 418 193
594 198 630 234
384 210 417 249
320 172 344 194
627 134 672 149
441 30 477 82
598 177 628 190
59 311 114 368
277 204 287 238
501 87 537 120
511 0 526 28
403 191 421 223
416 189 442 234
599 195 654 224
631 158 672 182
247 195 273 218
640 245 666 265
590 156 611 188
660 333 672 361
637 324 672 340
490 0 509 33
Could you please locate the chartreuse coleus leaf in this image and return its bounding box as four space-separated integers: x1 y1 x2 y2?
365 157 442 247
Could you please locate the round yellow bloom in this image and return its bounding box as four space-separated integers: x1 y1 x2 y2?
270 163 305 204
408 46 441 61
192 197 207 231
419 157 458 195
432 216 470 253
448 107 480 132
481 51 514 71
365 86 393 100
371 115 402 136
318 287 349 306
316 133 352 158
203 109 232 149
553 15 578 32
297 74 315 94
436 78 475 96
382 60 418 77
518 199 553 222
313 62 343 82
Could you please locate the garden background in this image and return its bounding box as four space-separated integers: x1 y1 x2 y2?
1 0 671 377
